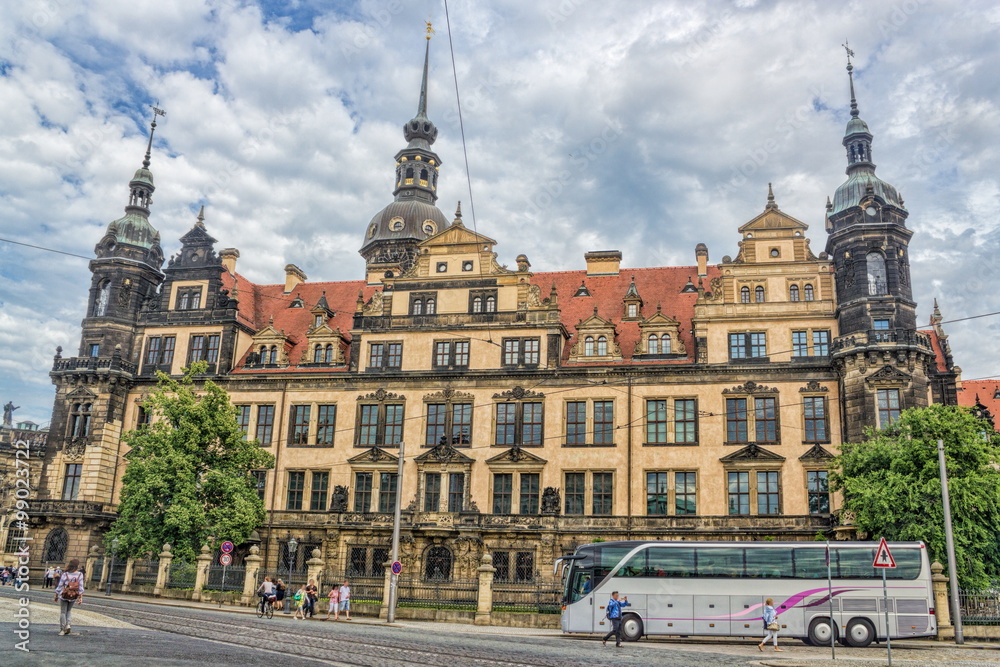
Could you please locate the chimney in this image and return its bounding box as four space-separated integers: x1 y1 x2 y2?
695 243 708 277
220 248 240 274
584 250 622 277
284 264 307 293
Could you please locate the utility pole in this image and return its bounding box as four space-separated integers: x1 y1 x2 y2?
386 440 405 623
937 438 964 644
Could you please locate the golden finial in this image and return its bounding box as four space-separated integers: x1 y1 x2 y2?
425 20 434 40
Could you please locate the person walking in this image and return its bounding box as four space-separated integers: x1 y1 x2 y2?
305 579 319 618
54 558 85 636
758 597 783 652
601 591 630 648
324 584 340 621
338 580 352 620
44 567 55 589
274 578 286 611
292 584 307 620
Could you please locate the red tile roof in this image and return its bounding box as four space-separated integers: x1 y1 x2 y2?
957 379 1000 424
918 328 949 373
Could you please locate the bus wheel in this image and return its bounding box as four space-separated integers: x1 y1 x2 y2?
808 617 837 646
620 614 644 642
845 618 876 648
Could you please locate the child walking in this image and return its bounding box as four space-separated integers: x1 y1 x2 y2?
292 584 307 620
324 584 341 621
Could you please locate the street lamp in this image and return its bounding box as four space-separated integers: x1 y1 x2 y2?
105 536 120 597
283 536 298 615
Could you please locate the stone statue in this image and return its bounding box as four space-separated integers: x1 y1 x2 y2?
3 402 19 427
541 487 560 515
331 485 348 513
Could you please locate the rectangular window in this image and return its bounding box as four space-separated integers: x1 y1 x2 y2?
757 471 780 515
89 343 100 357
728 332 766 359
564 472 586 515
448 473 464 512
593 401 614 445
523 338 540 365
521 403 543 445
368 342 402 369
873 319 890 330
146 336 162 365
424 472 441 512
727 471 750 515
316 405 336 445
286 471 305 510
235 405 251 439
877 388 901 427
251 470 267 501
792 330 808 357
425 403 446 446
311 471 329 511
803 396 828 442
256 405 275 445
387 343 402 368
451 403 471 445
62 464 82 500
353 472 373 512
592 472 613 515
501 338 540 366
433 340 470 368
750 332 767 357
453 340 469 367
646 472 668 515
565 401 587 445
493 551 511 583
384 404 404 445
358 403 405 446
807 470 830 514
146 336 176 366
189 335 206 362
493 473 512 514
675 471 697 515
162 336 175 364
434 341 450 367
290 405 311 444
754 397 778 443
812 330 830 356
359 404 379 445
206 335 220 363
495 403 516 445
378 472 398 513
519 473 540 514
675 399 697 444
726 398 748 443
502 339 519 365
369 343 384 368
646 399 668 444
136 405 150 427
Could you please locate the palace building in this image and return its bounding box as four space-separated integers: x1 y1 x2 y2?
23 43 960 583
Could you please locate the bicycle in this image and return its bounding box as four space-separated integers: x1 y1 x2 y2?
257 595 274 619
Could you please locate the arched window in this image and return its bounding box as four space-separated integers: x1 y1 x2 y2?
324 344 334 363
661 334 671 354
485 295 496 313
648 334 659 355
43 528 68 564
597 336 608 356
269 346 278 364
424 546 453 581
867 252 887 295
405 167 414 179
425 298 436 315
412 299 423 315
472 296 483 313
755 286 765 303
95 280 110 316
313 345 323 363
419 168 428 182
789 285 799 302
741 286 750 303
584 336 595 356
804 284 814 301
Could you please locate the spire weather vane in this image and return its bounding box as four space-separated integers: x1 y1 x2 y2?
843 41 855 64
425 20 434 40
150 104 166 121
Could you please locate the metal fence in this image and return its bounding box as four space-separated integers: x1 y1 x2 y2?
107 559 126 583
167 561 197 589
90 557 104 583
960 589 1000 625
396 576 478 611
205 563 245 592
320 571 384 606
131 559 159 586
492 581 562 614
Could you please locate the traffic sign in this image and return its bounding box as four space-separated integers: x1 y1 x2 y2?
391 561 402 575
220 540 235 554
873 537 896 568
220 553 233 566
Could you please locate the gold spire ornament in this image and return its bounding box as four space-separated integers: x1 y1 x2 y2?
425 20 434 40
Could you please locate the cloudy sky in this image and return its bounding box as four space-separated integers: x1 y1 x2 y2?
1 0 998 424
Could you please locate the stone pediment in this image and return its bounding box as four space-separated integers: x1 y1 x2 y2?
723 381 779 395
419 223 497 250
799 444 834 461
423 388 475 402
66 386 98 401
799 381 829 393
639 310 679 327
866 365 911 387
348 447 398 464
414 442 474 464
720 443 786 463
576 308 615 331
738 207 809 235
486 446 547 466
252 324 287 341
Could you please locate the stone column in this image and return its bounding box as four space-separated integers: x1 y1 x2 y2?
121 558 136 593
306 547 325 587
100 553 111 588
192 544 212 601
153 544 173 597
931 561 953 639
85 545 101 586
241 545 263 606
474 553 496 626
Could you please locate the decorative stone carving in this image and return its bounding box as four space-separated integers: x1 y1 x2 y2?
63 437 87 461
799 380 828 393
719 443 786 462
331 485 348 512
423 388 474 402
363 290 385 315
541 487 560 515
723 380 779 394
362 388 402 402
493 386 545 400
865 365 911 387
799 444 834 461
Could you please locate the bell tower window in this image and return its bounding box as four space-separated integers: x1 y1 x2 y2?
95 280 110 316
866 252 887 295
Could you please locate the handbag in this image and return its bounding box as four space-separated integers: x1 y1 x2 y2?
767 621 780 631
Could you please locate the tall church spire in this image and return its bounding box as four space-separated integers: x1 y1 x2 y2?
403 23 439 150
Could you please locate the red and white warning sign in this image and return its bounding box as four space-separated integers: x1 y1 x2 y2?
872 537 896 568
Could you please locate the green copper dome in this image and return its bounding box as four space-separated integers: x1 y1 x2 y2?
131 167 154 187
831 170 904 215
845 117 870 136
108 211 160 249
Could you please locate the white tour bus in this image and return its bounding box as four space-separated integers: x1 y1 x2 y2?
556 540 936 647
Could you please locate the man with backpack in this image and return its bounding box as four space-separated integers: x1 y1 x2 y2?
601 591 630 648
54 558 85 636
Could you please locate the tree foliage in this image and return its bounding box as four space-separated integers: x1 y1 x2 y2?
831 404 1000 590
107 363 274 561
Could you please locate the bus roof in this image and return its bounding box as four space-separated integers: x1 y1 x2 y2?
571 540 926 551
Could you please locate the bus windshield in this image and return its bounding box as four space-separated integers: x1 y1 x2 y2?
562 543 638 602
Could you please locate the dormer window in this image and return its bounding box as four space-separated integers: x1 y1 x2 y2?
314 314 323 328
584 336 594 356
470 290 497 314
596 336 608 356
627 303 638 318
410 292 438 316
175 287 202 310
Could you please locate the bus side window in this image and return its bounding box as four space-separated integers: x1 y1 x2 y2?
648 546 695 577
746 545 794 578
836 547 876 578
791 548 828 579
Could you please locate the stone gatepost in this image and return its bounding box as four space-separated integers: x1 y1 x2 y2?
121 558 136 593
931 561 953 639
306 547 324 587
379 559 393 620
85 545 101 585
100 554 111 588
192 544 212 601
153 544 173 597
241 545 263 606
474 553 496 626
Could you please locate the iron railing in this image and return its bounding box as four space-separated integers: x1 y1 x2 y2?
492 581 562 614
205 563 245 592
166 561 197 589
319 571 384 606
960 589 1000 625
396 576 478 611
131 559 159 586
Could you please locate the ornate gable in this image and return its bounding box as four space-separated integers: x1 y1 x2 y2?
799 444 834 462
302 323 347 366
723 381 779 395
493 386 545 400
866 365 911 388
622 277 643 320
347 446 398 465
247 321 291 367
414 442 475 465
423 388 475 402
486 446 547 468
569 308 621 362
719 443 786 463
634 304 686 356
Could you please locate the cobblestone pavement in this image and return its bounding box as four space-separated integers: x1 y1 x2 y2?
2 587 996 666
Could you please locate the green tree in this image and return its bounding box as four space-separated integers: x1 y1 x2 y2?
831 404 1000 590
107 362 274 561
